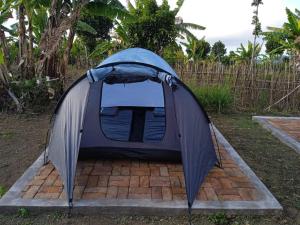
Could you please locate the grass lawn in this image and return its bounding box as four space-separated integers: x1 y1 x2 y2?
0 112 299 225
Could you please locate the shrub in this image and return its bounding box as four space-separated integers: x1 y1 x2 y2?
6 78 62 112
187 80 233 113
9 79 50 112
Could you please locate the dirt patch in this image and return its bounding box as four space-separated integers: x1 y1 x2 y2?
0 113 50 190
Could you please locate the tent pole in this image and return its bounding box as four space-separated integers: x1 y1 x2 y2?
43 127 51 165
43 150 48 165
210 123 223 168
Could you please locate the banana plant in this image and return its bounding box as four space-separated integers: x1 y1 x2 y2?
63 0 131 75
0 0 22 112
234 41 262 64
181 36 211 61
264 8 300 70
36 0 131 78
265 8 300 57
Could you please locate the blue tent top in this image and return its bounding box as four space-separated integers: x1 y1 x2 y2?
99 48 178 77
87 48 178 82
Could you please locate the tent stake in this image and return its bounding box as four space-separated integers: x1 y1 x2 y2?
68 200 73 218
188 204 192 225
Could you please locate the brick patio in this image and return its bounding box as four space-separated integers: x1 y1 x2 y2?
21 139 260 202
253 116 300 155
268 118 300 141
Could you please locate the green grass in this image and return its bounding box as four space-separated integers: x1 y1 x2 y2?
0 185 6 198
18 208 29 218
0 131 14 139
212 113 300 211
208 212 230 225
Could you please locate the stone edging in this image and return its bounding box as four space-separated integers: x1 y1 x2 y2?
0 127 282 215
252 116 300 154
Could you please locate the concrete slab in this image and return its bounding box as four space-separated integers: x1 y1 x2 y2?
0 127 282 215
253 116 300 154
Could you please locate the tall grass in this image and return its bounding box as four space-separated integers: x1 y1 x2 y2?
187 80 233 113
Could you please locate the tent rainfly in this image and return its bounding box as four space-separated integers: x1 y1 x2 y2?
45 47 218 212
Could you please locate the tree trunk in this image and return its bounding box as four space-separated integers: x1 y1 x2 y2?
250 4 260 103
36 0 89 79
61 22 77 80
296 52 300 73
35 0 59 79
27 17 35 78
0 29 23 112
84 46 89 67
18 4 28 78
0 30 10 68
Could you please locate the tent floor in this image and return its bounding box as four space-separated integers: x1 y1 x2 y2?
253 116 300 154
0 127 282 215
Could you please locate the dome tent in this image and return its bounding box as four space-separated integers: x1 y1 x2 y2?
46 48 218 211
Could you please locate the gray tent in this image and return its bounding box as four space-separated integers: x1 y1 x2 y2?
46 48 217 210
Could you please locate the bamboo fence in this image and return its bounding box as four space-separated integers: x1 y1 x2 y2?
174 61 300 111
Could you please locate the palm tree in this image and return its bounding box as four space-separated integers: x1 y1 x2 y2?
171 0 206 39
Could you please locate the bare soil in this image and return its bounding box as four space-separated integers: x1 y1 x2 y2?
0 113 49 190
0 112 299 225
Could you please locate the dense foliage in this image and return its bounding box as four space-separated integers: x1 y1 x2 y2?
264 33 286 57
182 37 211 61
0 0 299 112
211 41 227 61
77 13 113 52
125 0 177 53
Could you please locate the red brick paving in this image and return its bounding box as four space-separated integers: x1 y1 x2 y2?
268 118 300 141
21 140 260 202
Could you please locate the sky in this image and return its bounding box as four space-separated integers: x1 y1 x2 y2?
122 0 299 52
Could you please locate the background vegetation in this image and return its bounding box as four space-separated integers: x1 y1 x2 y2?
0 0 299 113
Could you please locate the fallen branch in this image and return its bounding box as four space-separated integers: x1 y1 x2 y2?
0 64 23 112
264 83 300 111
